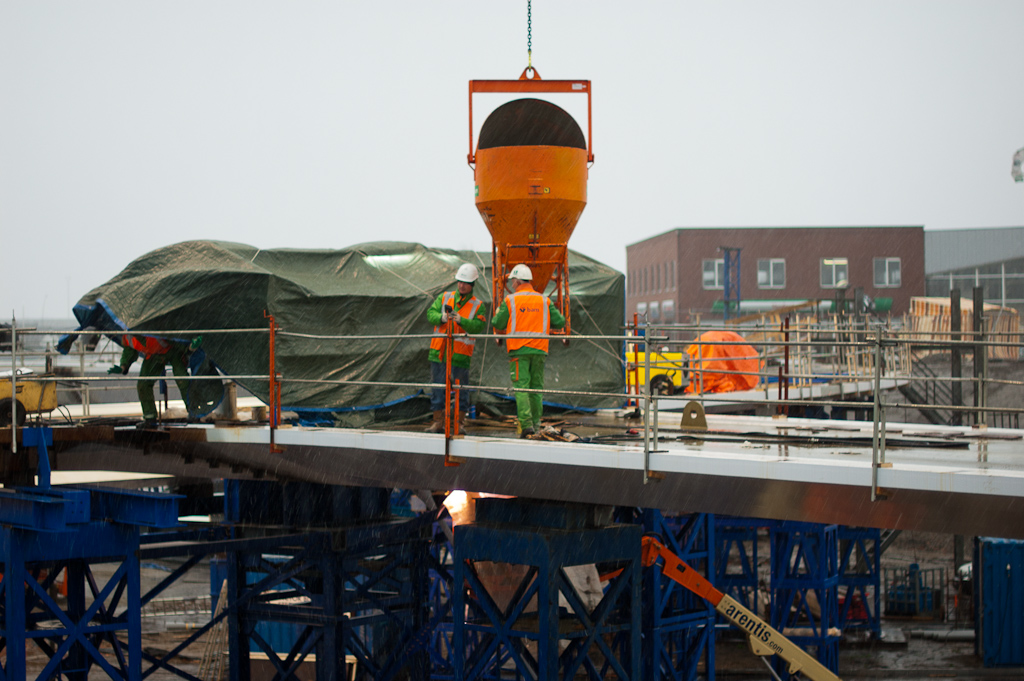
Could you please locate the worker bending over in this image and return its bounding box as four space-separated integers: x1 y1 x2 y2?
424 263 487 432
491 264 566 438
108 334 198 428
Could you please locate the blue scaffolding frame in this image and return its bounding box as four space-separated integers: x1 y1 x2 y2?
0 427 180 681
714 516 775 617
837 526 881 636
770 521 840 679
616 508 716 681
452 499 641 680
221 480 436 681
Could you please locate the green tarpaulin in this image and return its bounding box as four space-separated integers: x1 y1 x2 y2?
67 241 626 422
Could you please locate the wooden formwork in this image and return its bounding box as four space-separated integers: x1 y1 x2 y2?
905 297 1021 361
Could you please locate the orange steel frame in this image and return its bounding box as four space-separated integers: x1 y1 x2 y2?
492 242 572 337
471 68 592 339
443 315 462 466
467 68 593 166
264 311 284 454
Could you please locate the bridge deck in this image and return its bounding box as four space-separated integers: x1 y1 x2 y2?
30 412 1024 539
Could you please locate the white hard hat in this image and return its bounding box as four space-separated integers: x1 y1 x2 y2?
455 263 479 283
509 264 533 281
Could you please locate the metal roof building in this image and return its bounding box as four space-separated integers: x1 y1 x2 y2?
925 226 1024 314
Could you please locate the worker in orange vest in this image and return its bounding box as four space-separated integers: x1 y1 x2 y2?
107 334 199 427
424 263 487 432
490 264 566 438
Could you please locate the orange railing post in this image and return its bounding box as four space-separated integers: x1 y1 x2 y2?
264 311 284 454
443 314 461 466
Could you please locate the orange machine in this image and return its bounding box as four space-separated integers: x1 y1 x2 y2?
469 69 593 335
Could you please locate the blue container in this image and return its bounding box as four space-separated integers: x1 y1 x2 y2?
977 538 1024 666
209 559 309 654
251 620 306 654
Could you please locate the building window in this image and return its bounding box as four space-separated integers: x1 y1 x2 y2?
649 301 661 321
820 258 849 289
655 264 661 291
702 259 725 289
757 258 786 289
662 299 675 323
669 261 676 290
874 257 902 288
636 302 647 318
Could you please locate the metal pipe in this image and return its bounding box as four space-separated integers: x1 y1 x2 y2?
783 317 790 416
697 319 704 396
30 371 1024 416
880 392 888 465
28 324 1022 347
973 286 985 426
652 393 659 452
980 318 988 426
871 331 884 501
31 323 1022 341
951 288 962 426
643 316 651 484
79 336 89 417
10 315 16 454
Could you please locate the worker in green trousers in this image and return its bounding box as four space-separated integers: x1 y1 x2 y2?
108 334 198 427
491 264 566 438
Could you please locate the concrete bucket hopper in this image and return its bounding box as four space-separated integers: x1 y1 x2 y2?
469 71 593 335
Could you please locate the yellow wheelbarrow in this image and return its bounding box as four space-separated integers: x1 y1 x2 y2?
0 371 58 427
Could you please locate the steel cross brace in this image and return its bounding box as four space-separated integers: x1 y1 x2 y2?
616 508 717 681
452 523 642 681
770 522 841 678
0 522 141 681
837 526 881 635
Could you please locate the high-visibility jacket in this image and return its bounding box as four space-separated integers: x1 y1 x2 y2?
121 334 172 358
504 288 551 353
430 291 483 359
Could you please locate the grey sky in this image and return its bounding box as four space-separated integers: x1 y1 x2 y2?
2 1 1022 320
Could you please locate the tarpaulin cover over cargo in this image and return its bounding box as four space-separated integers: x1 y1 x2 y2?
67 240 625 420
684 331 761 394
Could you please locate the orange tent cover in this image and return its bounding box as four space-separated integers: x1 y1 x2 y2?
684 331 760 394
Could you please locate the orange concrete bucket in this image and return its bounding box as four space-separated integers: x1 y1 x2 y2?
468 70 593 333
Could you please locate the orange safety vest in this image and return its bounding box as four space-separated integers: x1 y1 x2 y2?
121 334 172 358
430 291 483 358
505 287 551 353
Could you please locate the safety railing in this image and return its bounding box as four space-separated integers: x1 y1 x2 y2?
883 565 947 621
4 311 1023 492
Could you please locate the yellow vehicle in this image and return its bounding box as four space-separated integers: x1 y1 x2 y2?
0 372 58 427
626 350 690 396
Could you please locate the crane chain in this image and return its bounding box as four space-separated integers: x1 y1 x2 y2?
527 0 532 69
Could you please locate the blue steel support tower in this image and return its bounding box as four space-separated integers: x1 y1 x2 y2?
722 247 742 320
770 521 840 679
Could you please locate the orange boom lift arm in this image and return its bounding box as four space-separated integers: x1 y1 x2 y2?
641 536 842 681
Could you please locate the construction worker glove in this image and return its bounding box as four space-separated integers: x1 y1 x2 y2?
107 365 127 375
440 312 449 324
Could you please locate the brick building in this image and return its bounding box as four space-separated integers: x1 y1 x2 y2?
626 226 925 321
